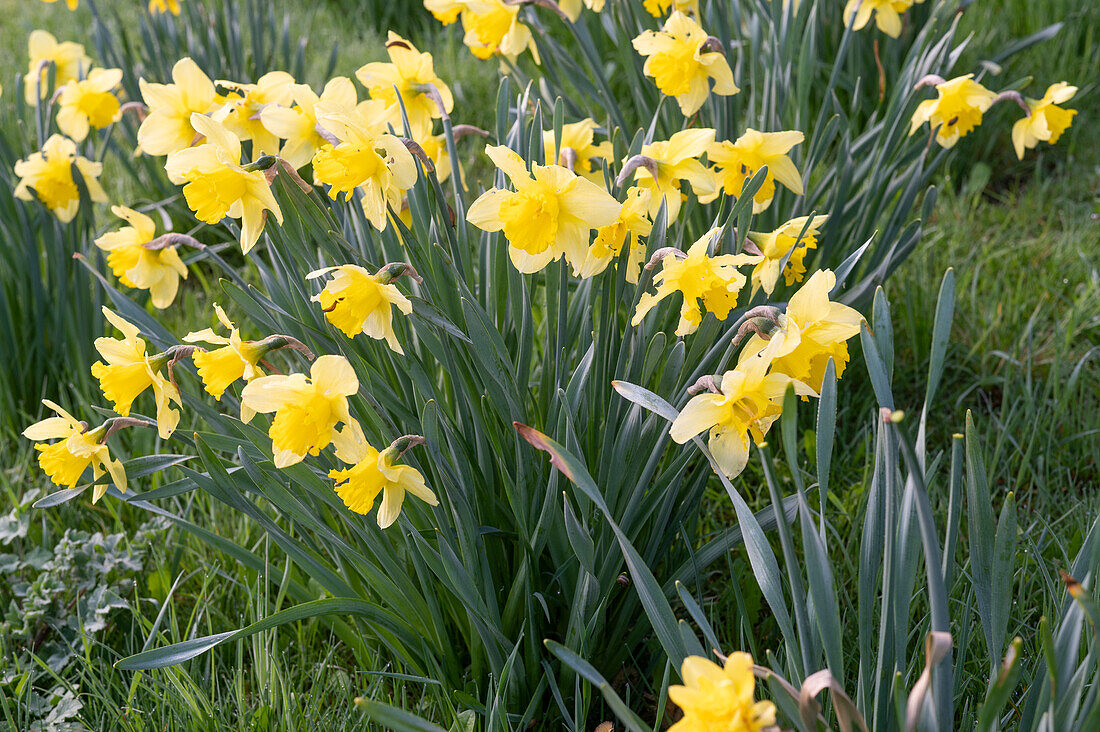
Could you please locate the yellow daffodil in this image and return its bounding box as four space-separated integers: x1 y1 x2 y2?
667 653 777 732
709 129 804 214
137 57 219 157
149 0 183 14
625 128 718 222
164 113 283 253
307 264 414 353
559 0 606 22
216 71 296 157
642 0 700 18
259 77 357 170
576 186 653 282
94 205 188 308
356 32 454 138
632 228 760 336
90 308 182 439
1012 82 1077 160
633 12 738 116
239 354 360 468
739 269 863 390
14 134 108 223
746 215 827 296
23 401 126 502
330 425 437 527
55 67 123 142
25 30 89 105
843 0 916 39
467 144 621 274
671 355 812 478
461 0 539 64
909 74 997 148
312 105 418 231
184 304 267 415
424 0 465 24
543 118 613 185
42 0 80 10
415 131 455 184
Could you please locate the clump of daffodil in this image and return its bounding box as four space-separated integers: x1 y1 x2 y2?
55 67 123 142
738 269 863 390
543 118 613 186
23 401 127 503
94 205 189 308
467 144 622 274
91 308 184 439
667 653 778 732
633 12 738 116
24 30 89 105
259 77 358 170
558 0 605 22
240 354 360 468
844 0 918 39
312 104 418 231
148 0 183 14
632 228 760 337
137 57 219 157
164 113 283 253
709 129 804 214
576 186 653 282
642 0 700 18
330 424 438 527
356 32 454 138
746 215 827 296
621 128 718 222
1012 82 1077 160
308 263 417 354
909 74 998 148
14 134 108 223
216 71 296 157
461 0 540 64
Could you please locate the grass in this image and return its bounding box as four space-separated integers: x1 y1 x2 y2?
1 0 1097 728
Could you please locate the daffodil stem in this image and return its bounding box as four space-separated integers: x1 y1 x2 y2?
558 146 578 171
644 247 687 271
913 74 947 91
256 335 316 361
144 233 205 250
119 101 149 121
378 262 423 285
687 374 722 395
390 434 426 460
401 138 436 173
452 124 490 141
615 155 659 188
995 90 1031 117
102 416 154 442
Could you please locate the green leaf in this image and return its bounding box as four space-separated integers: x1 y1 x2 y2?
545 641 650 732
354 699 449 732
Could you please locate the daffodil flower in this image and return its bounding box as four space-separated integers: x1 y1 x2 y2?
239 354 360 468
42 0 80 11
148 0 183 14
24 30 89 105
467 144 622 274
90 308 183 439
94 206 189 308
622 128 718 222
215 71 296 157
558 0 605 22
164 113 284 253
642 0 700 18
542 118 614 186
709 129 804 214
576 186 653 282
330 425 438 527
633 12 738 116
184 304 269 414
23 401 127 503
632 228 759 336
259 77 357 170
909 74 997 149
843 0 918 39
137 57 219 157
308 264 415 354
424 0 465 24
356 32 454 139
460 0 539 64
1012 82 1077 160
14 134 108 223
55 67 123 142
667 653 777 732
738 269 864 390
746 215 827 296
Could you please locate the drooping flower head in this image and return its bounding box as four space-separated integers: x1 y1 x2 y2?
330 424 438 528
542 118 614 186
1012 82 1077 160
90 308 182 439
137 57 219 157
466 144 622 274
632 228 760 336
23 401 127 503
56 67 123 142
633 12 738 116
240 354 360 468
667 653 778 732
260 77 358 170
739 269 863 390
215 71 296 157
843 0 917 39
356 32 454 138
308 264 415 354
184 304 268 412
576 186 653 282
626 128 718 222
909 74 998 149
164 113 284 253
94 205 189 308
24 30 90 105
709 129 804 214
460 0 539 64
747 214 827 296
14 134 108 223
